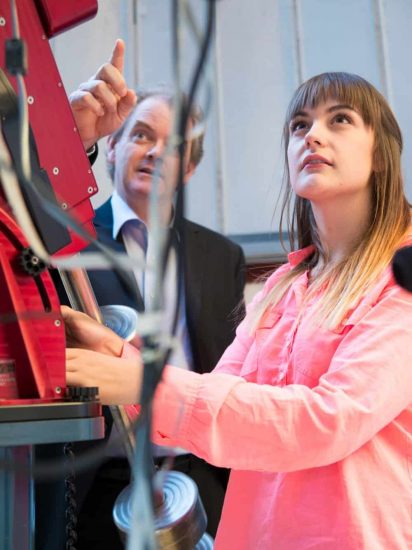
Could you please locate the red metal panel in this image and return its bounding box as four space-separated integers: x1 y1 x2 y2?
0 206 65 403
34 0 98 38
0 1 101 403
0 0 98 258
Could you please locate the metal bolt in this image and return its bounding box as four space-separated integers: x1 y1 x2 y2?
53 167 59 175
61 202 67 210
73 127 77 132
0 17 6 26
54 319 61 327
57 82 62 87
31 256 39 265
42 34 46 40
87 169 91 174
55 386 62 394
87 186 93 194
27 96 34 105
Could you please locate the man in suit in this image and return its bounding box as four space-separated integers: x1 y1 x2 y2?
68 40 245 548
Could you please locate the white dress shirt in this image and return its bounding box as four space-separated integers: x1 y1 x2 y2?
109 191 193 456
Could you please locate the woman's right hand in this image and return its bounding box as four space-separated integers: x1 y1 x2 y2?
66 347 142 404
61 305 124 357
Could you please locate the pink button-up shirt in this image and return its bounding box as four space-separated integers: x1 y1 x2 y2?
135 246 412 549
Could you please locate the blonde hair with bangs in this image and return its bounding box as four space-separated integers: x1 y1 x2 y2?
251 72 411 332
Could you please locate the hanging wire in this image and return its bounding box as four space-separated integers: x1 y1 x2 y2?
126 1 217 548
0 0 216 509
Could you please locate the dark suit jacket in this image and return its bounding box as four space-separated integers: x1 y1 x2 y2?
87 199 246 374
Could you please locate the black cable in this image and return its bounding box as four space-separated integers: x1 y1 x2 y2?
171 0 216 339
1 0 144 310
63 442 78 550
0 0 216 499
126 2 217 548
3 0 145 314
164 0 216 359
132 0 217 410
0 0 147 483
0 158 144 307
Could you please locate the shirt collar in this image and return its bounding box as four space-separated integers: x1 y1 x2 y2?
111 190 147 240
111 190 177 240
287 245 315 267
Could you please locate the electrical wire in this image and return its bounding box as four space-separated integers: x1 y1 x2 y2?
0 0 217 519
126 2 217 548
3 0 215 274
172 0 216 342
9 0 30 186
0 0 151 483
3 3 149 281
1 1 214 274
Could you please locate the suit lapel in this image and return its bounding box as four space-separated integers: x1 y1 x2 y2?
183 220 205 331
91 205 207 318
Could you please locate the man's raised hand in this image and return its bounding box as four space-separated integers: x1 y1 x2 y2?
69 39 137 150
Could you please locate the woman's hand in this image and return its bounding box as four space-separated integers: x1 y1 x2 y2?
61 305 124 357
66 348 142 405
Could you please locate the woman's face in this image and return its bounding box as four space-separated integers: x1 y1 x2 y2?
287 99 375 206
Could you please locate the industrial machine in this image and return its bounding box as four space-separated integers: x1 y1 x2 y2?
0 1 213 548
0 1 103 548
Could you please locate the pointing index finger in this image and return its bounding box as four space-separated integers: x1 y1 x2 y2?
110 39 125 74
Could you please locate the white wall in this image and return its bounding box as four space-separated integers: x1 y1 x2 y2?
52 0 412 262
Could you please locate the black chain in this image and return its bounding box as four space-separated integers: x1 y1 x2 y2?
63 442 78 550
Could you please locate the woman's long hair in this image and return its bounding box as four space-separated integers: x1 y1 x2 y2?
251 72 411 331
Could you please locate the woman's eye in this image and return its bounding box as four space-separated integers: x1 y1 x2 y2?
333 113 351 124
290 120 308 133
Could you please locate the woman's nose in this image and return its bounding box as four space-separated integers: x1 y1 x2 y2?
305 123 324 148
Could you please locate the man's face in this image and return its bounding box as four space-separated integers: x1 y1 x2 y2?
108 96 195 220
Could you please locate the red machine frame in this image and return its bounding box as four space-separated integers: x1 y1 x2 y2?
0 0 99 403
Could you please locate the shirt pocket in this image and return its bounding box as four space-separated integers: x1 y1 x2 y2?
239 309 283 384
331 302 372 334
291 303 372 387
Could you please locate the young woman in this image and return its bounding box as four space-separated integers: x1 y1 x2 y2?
66 72 412 549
